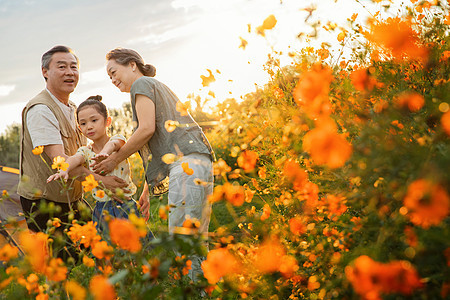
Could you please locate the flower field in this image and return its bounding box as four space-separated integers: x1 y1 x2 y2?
1 0 449 299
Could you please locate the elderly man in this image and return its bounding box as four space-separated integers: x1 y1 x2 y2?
17 46 127 242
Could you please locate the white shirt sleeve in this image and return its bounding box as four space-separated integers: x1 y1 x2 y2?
26 104 63 148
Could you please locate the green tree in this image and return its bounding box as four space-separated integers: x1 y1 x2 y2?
0 123 20 168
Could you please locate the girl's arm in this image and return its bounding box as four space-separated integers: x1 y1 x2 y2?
92 138 126 163
47 153 84 182
91 94 156 174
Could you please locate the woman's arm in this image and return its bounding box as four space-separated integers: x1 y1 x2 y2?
92 138 125 163
91 94 156 174
139 180 150 221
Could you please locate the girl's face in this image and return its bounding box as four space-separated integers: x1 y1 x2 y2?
77 106 111 141
106 59 136 93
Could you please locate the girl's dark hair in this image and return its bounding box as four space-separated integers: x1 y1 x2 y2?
76 95 108 122
106 48 156 77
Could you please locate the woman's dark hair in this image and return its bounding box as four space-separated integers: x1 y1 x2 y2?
106 48 156 77
76 95 108 122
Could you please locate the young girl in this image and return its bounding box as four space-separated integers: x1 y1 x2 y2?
47 95 146 236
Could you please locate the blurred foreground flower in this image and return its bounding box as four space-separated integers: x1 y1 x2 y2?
403 179 449 228
303 118 352 168
109 218 142 253
89 275 116 300
365 18 428 62
345 255 423 299
201 247 241 284
293 64 333 119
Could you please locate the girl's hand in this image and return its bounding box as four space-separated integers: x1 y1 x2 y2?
90 156 117 175
47 171 69 183
92 153 109 163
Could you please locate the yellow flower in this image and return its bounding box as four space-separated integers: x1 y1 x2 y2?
32 145 44 155
51 156 69 171
162 153 177 164
82 174 98 192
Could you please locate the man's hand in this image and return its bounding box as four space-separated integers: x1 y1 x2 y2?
99 175 128 191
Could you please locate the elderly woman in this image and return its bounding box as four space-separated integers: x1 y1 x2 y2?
92 48 214 282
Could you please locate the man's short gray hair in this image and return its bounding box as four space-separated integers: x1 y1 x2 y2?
41 45 79 70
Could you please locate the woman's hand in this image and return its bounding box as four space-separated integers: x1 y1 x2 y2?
139 186 150 221
90 156 117 175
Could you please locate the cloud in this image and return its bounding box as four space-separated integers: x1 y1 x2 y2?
0 85 15 97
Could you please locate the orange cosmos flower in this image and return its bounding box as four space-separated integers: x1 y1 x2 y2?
256 14 277 36
201 247 241 284
441 111 450 136
82 174 98 192
19 231 48 273
303 118 352 169
323 195 347 219
45 258 67 282
164 120 179 133
254 235 286 274
396 92 425 112
223 182 245 206
244 185 255 203
96 190 105 198
82 256 95 267
213 158 231 177
67 221 101 248
346 255 423 299
237 150 258 172
181 162 194 175
32 145 44 155
337 31 346 42
279 255 299 278
109 218 142 253
350 68 379 91
260 204 271 221
91 240 113 260
158 205 169 220
89 275 116 300
283 159 308 191
366 18 428 62
293 64 333 119
176 100 190 116
403 179 449 228
65 281 87 300
208 185 225 204
51 156 69 171
0 244 19 262
258 165 267 179
289 216 307 235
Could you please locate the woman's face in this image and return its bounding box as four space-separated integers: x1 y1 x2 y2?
106 59 136 93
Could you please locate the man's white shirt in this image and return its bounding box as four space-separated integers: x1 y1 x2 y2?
26 88 77 148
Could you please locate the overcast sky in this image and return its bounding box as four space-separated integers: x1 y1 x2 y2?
0 0 376 135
